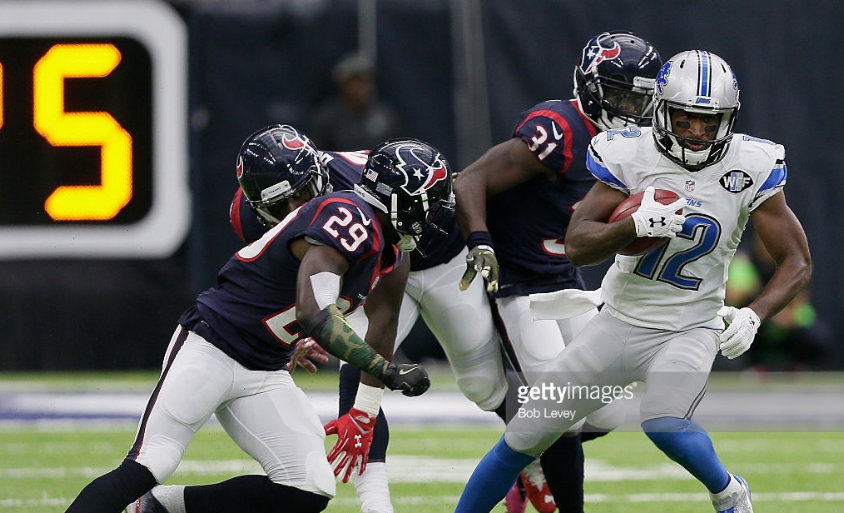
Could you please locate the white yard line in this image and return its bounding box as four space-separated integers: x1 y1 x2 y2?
1 455 837 483
4 491 844 509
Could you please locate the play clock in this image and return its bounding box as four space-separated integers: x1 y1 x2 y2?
0 1 189 258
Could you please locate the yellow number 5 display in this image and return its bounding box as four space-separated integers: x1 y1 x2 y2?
0 1 189 258
34 44 132 221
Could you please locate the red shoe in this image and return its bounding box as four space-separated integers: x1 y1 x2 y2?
521 460 556 513
504 475 527 513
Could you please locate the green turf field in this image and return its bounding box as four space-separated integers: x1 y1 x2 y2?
1 371 843 512
2 425 843 512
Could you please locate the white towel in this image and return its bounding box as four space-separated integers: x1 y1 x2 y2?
529 288 603 320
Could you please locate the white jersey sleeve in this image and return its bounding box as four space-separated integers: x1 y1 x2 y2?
588 129 787 330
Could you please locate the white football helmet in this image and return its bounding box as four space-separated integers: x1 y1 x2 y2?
652 50 740 171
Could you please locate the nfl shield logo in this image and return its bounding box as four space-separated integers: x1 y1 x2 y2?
685 180 695 192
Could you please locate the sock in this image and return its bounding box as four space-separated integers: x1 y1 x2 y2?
540 434 583 513
580 423 610 443
494 369 525 423
338 364 360 414
338 363 390 463
454 436 534 513
369 409 389 461
150 485 186 513
184 475 328 512
642 417 730 493
352 461 393 513
64 459 157 513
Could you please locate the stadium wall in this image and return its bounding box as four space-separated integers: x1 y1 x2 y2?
1 0 840 370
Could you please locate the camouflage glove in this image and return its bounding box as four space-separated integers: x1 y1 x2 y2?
460 244 499 293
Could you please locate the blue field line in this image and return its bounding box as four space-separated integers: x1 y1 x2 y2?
2 386 844 429
0 390 500 425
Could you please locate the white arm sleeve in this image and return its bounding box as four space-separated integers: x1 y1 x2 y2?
309 272 341 310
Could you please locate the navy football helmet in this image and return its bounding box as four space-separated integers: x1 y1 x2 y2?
354 138 455 255
236 125 331 227
653 50 740 171
574 31 663 130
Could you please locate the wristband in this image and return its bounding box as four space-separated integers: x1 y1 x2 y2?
466 230 495 250
353 383 384 416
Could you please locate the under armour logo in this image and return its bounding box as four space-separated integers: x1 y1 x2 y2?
649 217 667 227
354 434 362 448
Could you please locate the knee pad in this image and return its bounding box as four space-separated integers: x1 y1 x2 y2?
504 427 559 459
288 450 336 499
585 399 626 432
456 373 507 412
449 338 507 412
135 434 186 483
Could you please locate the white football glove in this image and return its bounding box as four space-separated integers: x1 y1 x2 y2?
630 186 686 238
717 306 761 359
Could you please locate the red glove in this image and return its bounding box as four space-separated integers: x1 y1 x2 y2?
288 337 329 374
324 407 377 482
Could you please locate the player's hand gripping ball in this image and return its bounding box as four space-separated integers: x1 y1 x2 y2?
609 187 685 256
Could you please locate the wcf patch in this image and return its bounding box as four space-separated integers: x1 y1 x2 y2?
720 170 753 193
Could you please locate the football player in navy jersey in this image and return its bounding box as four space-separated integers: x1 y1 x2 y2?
230 127 510 513
454 32 663 513
64 129 452 513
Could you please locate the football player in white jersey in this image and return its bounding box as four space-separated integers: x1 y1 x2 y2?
453 50 811 513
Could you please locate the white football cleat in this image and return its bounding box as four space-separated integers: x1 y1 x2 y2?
710 474 753 513
352 461 394 513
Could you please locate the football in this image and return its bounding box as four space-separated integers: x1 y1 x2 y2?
609 189 682 256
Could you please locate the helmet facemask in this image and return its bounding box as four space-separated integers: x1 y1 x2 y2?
654 105 737 171
237 125 331 228
354 138 455 255
248 167 329 227
576 69 657 130
390 189 455 256
573 31 663 131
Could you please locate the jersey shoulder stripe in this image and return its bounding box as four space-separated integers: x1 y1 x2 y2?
230 187 247 242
